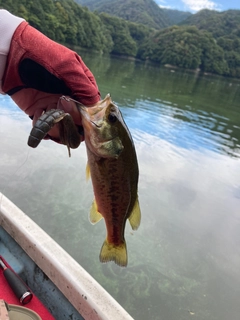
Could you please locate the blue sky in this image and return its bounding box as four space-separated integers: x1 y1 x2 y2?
156 0 240 12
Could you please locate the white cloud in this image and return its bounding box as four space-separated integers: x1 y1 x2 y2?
182 0 220 12
159 5 173 9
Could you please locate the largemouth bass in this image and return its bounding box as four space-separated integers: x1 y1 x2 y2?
78 94 141 267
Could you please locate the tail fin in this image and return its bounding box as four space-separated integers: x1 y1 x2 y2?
99 240 127 267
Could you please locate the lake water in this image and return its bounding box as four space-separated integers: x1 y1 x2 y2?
1 52 240 320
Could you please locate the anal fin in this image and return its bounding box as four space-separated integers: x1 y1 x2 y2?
128 197 141 230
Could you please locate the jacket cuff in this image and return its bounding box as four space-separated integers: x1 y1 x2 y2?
0 10 24 93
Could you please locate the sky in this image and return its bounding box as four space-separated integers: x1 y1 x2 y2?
156 0 240 12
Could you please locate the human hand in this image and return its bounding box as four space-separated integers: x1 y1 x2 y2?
2 20 101 143
11 89 85 143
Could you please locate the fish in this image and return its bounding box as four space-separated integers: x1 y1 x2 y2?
78 94 141 267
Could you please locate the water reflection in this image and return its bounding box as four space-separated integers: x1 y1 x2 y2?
0 55 240 320
82 52 240 158
121 98 240 158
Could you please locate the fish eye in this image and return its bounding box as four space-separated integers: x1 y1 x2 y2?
108 113 117 123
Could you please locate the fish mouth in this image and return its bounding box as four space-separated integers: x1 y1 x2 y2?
90 120 102 128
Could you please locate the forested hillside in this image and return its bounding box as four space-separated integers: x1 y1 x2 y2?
180 9 240 77
137 25 229 75
0 0 240 78
179 9 240 38
0 0 112 53
0 0 154 57
76 0 170 29
163 8 192 24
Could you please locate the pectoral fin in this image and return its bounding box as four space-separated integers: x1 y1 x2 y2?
89 199 103 224
128 197 141 230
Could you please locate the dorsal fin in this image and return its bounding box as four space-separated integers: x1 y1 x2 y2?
86 162 91 180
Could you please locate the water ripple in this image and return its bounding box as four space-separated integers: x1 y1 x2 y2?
121 98 240 159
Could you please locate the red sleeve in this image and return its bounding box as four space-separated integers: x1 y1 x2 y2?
2 22 100 106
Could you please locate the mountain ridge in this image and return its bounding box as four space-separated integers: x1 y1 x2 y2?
1 0 240 78
179 8 240 38
75 0 190 28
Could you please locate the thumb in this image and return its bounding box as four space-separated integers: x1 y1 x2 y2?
57 96 83 126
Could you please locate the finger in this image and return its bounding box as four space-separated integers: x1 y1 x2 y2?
11 89 62 117
57 97 82 126
11 89 61 140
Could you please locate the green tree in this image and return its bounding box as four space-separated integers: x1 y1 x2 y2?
100 13 137 56
1 0 240 78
